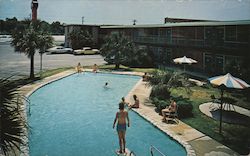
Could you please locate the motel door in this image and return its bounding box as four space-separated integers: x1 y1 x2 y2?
215 55 224 74
204 53 224 74
166 28 172 43
204 53 213 73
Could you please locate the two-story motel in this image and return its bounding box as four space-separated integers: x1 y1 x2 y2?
65 18 250 74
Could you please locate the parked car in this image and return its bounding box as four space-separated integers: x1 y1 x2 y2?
92 49 100 54
73 47 99 55
46 46 73 54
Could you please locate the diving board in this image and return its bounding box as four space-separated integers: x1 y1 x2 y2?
115 148 135 156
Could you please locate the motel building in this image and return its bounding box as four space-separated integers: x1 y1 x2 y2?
65 18 250 75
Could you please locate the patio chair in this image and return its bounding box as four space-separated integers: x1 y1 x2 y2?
164 105 179 124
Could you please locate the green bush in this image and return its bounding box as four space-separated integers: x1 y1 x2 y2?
150 84 171 100
177 101 193 118
152 97 193 118
151 97 169 114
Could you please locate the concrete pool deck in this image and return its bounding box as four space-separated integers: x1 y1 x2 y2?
18 69 239 156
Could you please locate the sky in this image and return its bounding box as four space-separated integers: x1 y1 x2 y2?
0 0 250 25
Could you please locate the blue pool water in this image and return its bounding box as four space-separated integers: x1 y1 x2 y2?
28 72 186 156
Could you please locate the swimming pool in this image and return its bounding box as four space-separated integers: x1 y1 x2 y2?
28 72 186 156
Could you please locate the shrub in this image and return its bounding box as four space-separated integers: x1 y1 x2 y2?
151 96 194 118
177 101 193 118
151 97 169 114
150 84 171 100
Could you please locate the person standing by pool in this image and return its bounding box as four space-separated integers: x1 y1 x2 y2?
76 62 82 73
113 102 130 154
121 97 129 108
93 64 98 73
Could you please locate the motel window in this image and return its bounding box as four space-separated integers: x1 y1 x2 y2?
225 26 237 41
159 28 166 37
237 25 249 42
205 26 224 44
133 29 139 37
165 48 172 64
204 53 213 73
166 28 171 38
196 27 204 40
158 47 164 63
172 27 180 38
186 27 195 39
138 29 145 36
178 27 186 38
215 55 224 73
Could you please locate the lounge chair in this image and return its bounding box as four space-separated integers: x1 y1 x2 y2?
164 105 179 124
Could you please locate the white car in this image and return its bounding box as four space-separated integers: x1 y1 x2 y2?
92 49 100 54
46 46 73 54
73 47 99 55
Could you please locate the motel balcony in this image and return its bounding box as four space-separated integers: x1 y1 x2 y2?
133 36 249 50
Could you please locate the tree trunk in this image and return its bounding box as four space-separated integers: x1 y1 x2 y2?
115 63 120 69
219 89 224 134
40 53 42 77
30 53 35 79
40 47 45 77
40 53 42 72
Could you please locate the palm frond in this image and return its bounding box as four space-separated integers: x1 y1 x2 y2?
0 78 28 155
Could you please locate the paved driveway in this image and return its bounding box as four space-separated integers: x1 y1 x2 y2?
0 43 106 79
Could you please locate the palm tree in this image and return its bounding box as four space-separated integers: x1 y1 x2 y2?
11 24 53 79
147 69 192 96
0 78 28 155
100 32 134 69
11 27 37 79
37 32 53 76
129 47 154 67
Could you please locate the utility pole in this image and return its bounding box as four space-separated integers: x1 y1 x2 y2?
132 19 137 25
82 16 84 24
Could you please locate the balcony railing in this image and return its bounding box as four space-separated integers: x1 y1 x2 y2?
133 36 249 49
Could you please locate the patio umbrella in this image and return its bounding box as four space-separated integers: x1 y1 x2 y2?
208 73 250 133
173 56 197 71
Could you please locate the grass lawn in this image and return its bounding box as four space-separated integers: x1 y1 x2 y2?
171 85 250 155
37 67 72 79
8 67 73 88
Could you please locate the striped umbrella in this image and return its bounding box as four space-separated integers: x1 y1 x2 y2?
208 73 250 133
173 56 197 71
209 73 250 89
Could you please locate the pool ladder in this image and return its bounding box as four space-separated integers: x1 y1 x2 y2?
150 145 166 156
129 145 166 156
129 150 136 156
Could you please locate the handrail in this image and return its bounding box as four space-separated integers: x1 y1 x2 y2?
150 145 166 156
130 150 136 156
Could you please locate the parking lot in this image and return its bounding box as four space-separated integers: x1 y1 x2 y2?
0 43 106 79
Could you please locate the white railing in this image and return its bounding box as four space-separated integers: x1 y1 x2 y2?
150 145 166 156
